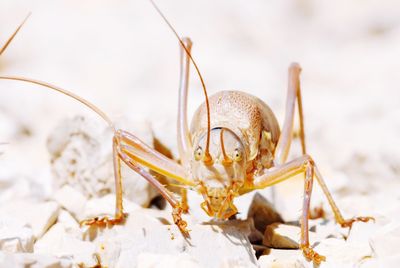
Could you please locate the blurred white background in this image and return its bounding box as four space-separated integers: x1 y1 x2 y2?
1 0 399 194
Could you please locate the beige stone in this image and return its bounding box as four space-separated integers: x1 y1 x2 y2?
263 223 318 249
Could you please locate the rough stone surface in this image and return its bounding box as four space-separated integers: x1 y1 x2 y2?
0 251 73 268
314 238 372 267
0 216 34 253
369 222 400 258
34 223 97 266
53 185 87 218
0 201 60 239
79 193 140 222
135 253 203 268
47 116 159 207
258 249 307 268
84 209 257 268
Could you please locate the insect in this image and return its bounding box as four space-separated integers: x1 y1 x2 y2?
0 1 374 265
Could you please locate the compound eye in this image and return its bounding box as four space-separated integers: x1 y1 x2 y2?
194 146 203 161
233 148 243 162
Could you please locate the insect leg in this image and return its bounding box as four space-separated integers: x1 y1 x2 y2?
177 37 193 167
251 155 374 263
82 130 193 234
274 63 306 165
252 155 325 264
116 130 194 186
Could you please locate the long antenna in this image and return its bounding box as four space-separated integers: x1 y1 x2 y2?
148 0 213 164
0 76 115 130
0 12 31 56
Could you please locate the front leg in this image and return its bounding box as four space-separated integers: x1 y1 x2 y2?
81 130 194 235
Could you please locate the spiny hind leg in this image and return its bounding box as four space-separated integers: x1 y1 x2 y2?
80 137 126 227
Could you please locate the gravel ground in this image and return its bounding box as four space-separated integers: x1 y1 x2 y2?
0 1 399 267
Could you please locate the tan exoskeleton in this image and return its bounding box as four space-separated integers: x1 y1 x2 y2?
0 2 373 265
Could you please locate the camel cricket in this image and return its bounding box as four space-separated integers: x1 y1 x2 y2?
0 2 373 264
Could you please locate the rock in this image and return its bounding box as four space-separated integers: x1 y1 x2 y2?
247 193 284 234
314 238 372 267
219 258 258 268
308 219 346 241
373 255 400 268
0 251 73 268
247 218 264 244
79 193 140 222
34 223 97 266
135 253 203 268
86 210 257 268
347 221 379 244
53 185 87 218
0 201 60 239
47 116 160 207
263 223 318 249
57 209 79 232
0 216 34 253
369 222 400 258
258 249 307 268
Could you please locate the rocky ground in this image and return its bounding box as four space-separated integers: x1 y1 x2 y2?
1 0 400 267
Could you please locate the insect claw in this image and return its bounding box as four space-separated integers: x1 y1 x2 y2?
172 204 190 237
301 245 326 265
340 216 375 229
79 214 126 228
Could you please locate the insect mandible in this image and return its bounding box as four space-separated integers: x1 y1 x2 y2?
0 1 374 265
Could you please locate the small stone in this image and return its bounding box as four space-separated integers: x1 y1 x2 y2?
53 185 87 218
34 222 97 266
135 253 203 268
0 251 73 268
369 222 400 258
263 223 318 249
34 223 65 254
0 201 60 239
89 213 257 268
314 238 372 266
347 221 379 244
247 193 283 234
0 216 34 253
57 209 79 232
79 193 140 222
258 249 307 268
